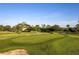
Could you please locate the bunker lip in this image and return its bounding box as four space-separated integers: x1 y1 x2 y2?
0 49 29 55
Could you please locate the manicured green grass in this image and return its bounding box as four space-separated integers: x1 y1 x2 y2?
12 33 64 44
0 32 79 55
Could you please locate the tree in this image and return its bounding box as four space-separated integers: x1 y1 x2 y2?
34 25 41 32
66 25 70 28
69 27 77 33
76 24 79 32
66 24 70 33
46 25 51 29
41 24 46 28
41 24 47 32
52 25 60 31
14 22 31 33
3 25 11 31
45 25 54 33
0 25 4 31
11 26 17 32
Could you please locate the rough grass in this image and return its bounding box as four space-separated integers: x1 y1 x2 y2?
0 32 79 55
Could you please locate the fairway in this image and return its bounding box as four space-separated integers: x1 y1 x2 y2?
0 32 79 55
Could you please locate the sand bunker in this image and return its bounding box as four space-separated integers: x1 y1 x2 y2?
0 49 29 55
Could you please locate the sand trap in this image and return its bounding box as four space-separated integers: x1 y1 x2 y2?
0 49 29 55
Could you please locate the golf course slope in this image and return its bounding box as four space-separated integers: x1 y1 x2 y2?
0 32 79 55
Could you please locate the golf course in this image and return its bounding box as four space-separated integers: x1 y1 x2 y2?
0 31 79 55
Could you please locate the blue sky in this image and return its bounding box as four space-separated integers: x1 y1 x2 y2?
0 3 79 27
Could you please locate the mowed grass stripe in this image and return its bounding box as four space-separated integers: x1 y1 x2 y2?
12 33 64 44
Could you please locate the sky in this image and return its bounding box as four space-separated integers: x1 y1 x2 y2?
0 3 79 27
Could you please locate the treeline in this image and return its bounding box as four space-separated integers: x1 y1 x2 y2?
0 21 79 34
